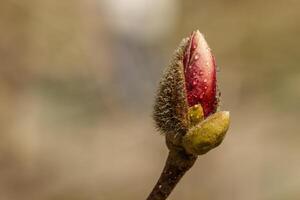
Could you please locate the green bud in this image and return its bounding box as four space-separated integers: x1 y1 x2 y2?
182 111 230 155
188 104 204 127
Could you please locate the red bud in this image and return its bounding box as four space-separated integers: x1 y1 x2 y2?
183 30 217 117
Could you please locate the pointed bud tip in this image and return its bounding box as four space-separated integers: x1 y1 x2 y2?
192 30 209 50
220 111 230 118
192 30 202 37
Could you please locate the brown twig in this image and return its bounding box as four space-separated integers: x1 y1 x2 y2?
146 149 197 200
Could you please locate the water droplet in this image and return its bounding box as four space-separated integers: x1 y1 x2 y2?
206 61 209 66
192 44 197 49
188 65 192 69
194 54 199 60
192 72 197 76
199 71 203 75
204 86 208 90
203 79 207 83
192 80 197 86
158 185 162 189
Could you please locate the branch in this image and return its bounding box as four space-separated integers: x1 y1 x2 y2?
146 150 197 200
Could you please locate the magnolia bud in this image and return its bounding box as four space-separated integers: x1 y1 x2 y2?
182 111 230 155
153 30 219 136
183 30 218 117
148 30 230 200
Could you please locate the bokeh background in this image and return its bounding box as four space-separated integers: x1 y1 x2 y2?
1 0 300 199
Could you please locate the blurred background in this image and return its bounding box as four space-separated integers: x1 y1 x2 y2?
0 0 300 199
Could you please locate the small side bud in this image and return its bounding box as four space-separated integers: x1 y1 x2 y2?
188 104 204 127
182 111 230 155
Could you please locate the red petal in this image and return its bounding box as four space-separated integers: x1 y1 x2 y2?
183 30 217 117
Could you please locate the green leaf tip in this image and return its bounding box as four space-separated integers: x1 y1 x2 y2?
188 104 204 127
182 111 230 155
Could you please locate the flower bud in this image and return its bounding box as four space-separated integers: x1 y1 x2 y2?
183 30 217 117
153 30 219 136
182 111 230 155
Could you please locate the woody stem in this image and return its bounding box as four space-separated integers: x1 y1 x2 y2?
146 149 197 200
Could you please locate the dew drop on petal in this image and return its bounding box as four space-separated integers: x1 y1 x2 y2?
203 79 207 83
192 80 197 86
194 54 199 60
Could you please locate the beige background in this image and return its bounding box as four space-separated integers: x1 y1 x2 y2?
0 0 299 199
